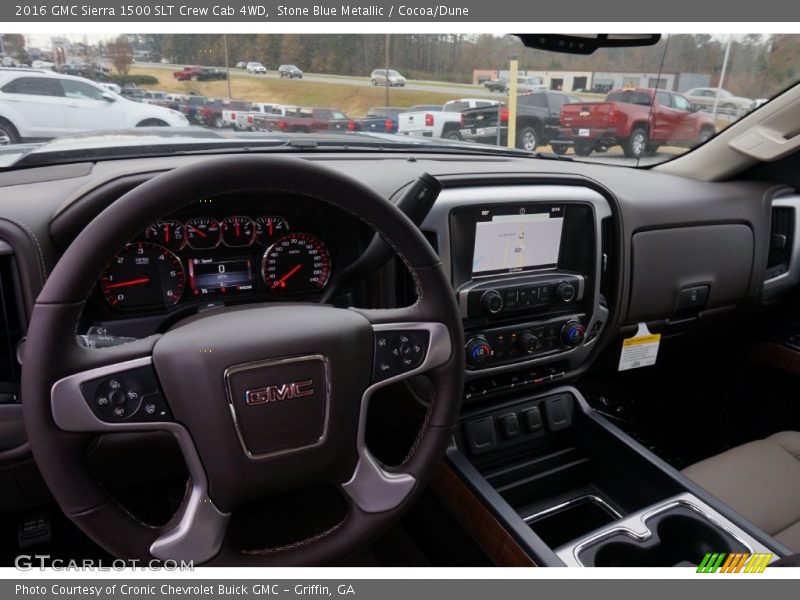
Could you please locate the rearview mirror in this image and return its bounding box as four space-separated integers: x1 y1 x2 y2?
515 34 661 55
101 92 116 102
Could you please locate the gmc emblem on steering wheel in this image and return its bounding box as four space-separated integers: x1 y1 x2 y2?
245 380 314 405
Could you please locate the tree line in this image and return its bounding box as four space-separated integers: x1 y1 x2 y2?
132 34 799 98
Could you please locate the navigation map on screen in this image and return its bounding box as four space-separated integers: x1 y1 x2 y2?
472 211 564 275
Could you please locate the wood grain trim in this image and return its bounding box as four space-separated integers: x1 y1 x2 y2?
430 462 536 567
748 342 800 378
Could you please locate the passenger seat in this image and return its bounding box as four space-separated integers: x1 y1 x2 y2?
682 431 800 552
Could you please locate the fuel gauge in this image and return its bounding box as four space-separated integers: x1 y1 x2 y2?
255 216 289 245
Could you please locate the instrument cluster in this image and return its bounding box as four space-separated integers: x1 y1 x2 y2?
98 211 335 313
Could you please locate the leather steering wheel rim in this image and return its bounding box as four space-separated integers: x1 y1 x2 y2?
22 155 464 565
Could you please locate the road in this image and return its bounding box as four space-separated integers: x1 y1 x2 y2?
137 62 499 98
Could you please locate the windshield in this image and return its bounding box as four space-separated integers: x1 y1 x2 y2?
0 33 798 167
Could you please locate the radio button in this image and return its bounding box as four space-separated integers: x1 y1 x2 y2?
556 281 577 303
480 290 504 315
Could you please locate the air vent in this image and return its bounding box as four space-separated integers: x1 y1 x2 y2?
767 205 794 276
0 242 25 389
599 217 615 305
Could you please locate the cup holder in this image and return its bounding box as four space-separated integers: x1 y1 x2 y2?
579 505 749 567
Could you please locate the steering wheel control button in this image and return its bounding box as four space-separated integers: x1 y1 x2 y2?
80 365 171 423
372 330 430 382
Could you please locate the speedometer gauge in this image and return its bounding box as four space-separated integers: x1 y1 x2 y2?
100 242 185 310
262 233 331 294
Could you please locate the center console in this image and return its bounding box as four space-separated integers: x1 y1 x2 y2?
420 182 787 567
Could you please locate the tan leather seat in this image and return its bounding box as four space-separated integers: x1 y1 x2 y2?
682 431 800 552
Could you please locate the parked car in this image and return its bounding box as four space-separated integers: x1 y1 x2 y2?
557 87 717 158
278 64 303 79
30 60 54 70
141 90 169 105
683 87 755 115
235 61 247 69
330 106 405 133
175 95 210 123
252 107 347 133
398 98 499 140
0 69 187 144
196 68 228 81
201 100 251 129
98 82 122 94
460 91 582 151
484 78 508 92
232 103 300 131
119 86 146 101
515 76 548 94
370 69 406 87
246 62 267 74
173 66 203 81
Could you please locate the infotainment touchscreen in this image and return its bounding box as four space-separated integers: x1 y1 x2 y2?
471 206 564 276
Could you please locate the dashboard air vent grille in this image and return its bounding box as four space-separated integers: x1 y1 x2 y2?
599 217 614 305
0 247 24 386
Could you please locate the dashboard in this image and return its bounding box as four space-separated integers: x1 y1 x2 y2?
0 151 783 439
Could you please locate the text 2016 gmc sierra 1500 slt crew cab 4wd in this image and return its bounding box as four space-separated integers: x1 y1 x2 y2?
557 87 717 158
460 91 581 151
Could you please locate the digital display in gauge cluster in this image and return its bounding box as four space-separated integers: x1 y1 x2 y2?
99 212 332 311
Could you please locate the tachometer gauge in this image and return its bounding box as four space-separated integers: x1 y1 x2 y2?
145 220 185 251
255 216 289 245
262 233 331 295
100 242 185 310
185 217 221 250
221 215 255 247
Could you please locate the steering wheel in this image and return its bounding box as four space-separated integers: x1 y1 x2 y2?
21 155 464 565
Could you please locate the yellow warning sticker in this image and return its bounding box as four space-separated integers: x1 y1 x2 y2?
619 323 661 371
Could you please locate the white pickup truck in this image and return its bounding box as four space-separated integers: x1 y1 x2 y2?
397 98 499 140
230 103 301 131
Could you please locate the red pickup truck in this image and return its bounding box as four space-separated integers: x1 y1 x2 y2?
251 107 347 133
173 66 204 81
557 88 717 158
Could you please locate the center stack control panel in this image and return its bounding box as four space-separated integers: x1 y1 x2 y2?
460 274 588 369
419 186 612 386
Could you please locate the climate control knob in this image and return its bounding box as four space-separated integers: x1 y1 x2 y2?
519 331 542 354
561 320 586 348
480 290 504 315
555 281 577 303
465 336 493 367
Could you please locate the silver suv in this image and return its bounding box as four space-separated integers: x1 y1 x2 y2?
370 69 407 87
